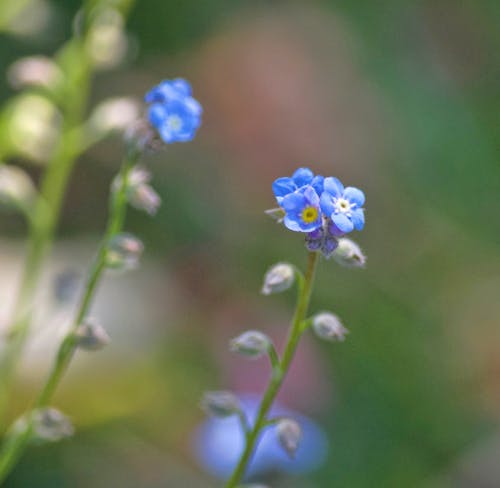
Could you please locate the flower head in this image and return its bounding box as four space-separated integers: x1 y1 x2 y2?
320 177 365 235
272 167 324 205
144 78 202 143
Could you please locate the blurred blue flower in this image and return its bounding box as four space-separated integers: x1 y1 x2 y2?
282 186 323 233
193 395 328 481
272 168 324 205
144 78 202 143
320 177 365 234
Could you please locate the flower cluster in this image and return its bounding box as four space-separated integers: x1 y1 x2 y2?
144 78 202 144
272 168 365 257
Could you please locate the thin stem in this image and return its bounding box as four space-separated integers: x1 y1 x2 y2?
0 148 139 483
0 47 91 424
225 251 319 488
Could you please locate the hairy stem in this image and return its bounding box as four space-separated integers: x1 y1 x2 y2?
225 251 319 487
0 147 139 483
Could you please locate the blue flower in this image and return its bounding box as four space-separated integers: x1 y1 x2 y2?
144 78 202 143
193 395 328 481
320 177 365 234
272 168 324 205
281 185 323 233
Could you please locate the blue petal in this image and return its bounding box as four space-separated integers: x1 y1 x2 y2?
320 192 335 217
171 78 192 96
351 208 365 230
283 215 303 232
185 96 203 116
281 192 306 213
148 103 167 128
311 175 324 196
158 125 176 143
331 213 354 233
303 185 320 206
273 177 296 200
323 177 344 197
292 168 314 187
343 187 365 207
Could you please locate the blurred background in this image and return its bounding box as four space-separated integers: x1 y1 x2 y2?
1 0 500 486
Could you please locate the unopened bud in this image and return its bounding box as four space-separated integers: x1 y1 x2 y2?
106 233 143 270
261 263 295 295
89 97 140 135
332 238 366 268
200 391 241 418
31 408 74 444
312 312 348 342
230 330 271 359
0 165 36 210
276 418 302 458
129 181 161 216
74 319 110 350
7 56 63 90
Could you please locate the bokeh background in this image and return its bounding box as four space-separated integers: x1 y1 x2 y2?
1 0 500 486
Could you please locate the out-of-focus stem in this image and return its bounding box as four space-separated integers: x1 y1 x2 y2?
0 147 139 483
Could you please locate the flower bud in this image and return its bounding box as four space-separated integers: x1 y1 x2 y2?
74 319 110 351
31 408 74 444
0 165 36 211
129 181 161 216
200 391 241 418
106 233 144 270
230 330 272 359
312 312 348 342
261 263 295 295
7 56 63 91
276 418 302 458
332 238 366 268
89 97 140 135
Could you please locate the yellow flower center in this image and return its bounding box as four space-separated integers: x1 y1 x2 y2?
301 206 318 223
167 115 182 131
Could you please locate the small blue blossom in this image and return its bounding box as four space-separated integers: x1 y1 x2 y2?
281 186 323 233
144 78 202 143
272 168 324 205
320 177 365 234
193 395 328 480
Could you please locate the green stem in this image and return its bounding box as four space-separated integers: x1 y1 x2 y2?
0 148 139 483
225 251 319 488
0 53 91 425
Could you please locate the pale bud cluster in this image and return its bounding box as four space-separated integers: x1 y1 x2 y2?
30 408 74 444
7 56 63 91
312 312 348 342
106 233 144 270
276 418 302 458
230 330 271 359
331 238 366 268
261 262 295 295
74 319 110 351
200 391 241 418
0 165 36 211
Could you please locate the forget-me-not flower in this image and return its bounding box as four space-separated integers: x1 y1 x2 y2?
320 177 365 234
272 168 324 205
145 78 202 143
281 185 323 233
